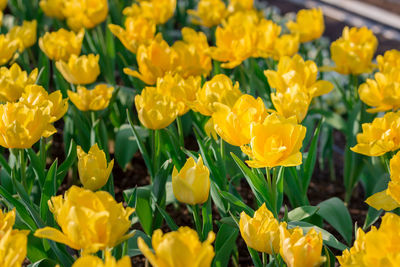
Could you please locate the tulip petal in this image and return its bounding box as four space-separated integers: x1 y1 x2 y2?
34 227 79 250
365 190 400 211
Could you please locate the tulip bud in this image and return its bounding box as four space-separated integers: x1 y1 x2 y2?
68 84 114 112
279 223 325 267
188 0 227 28
239 203 280 254
138 227 215 267
77 144 114 191
63 0 108 32
7 20 37 52
0 63 37 102
39 0 65 20
286 8 325 43
172 156 210 205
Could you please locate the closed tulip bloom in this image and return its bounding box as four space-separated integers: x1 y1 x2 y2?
39 28 84 61
351 111 400 156
173 27 212 78
19 85 68 122
377 49 400 72
365 151 400 211
155 73 201 116
239 203 280 254
210 11 258 68
0 102 56 149
77 144 114 191
270 33 300 60
190 74 242 116
67 84 114 111
0 63 38 102
73 251 131 267
287 8 324 43
338 213 400 267
172 156 210 205
271 85 311 123
134 86 178 130
34 186 135 254
330 26 378 75
279 223 325 267
0 35 18 66
39 0 65 19
108 16 155 54
7 20 37 52
265 54 333 98
123 0 176 25
359 70 400 113
56 54 100 85
0 210 29 267
227 0 254 13
241 113 306 168
63 0 108 32
212 94 268 146
124 34 178 85
187 0 227 27
138 227 215 267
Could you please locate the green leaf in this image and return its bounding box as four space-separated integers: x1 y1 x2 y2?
127 230 151 257
40 160 57 221
155 203 178 231
26 149 46 188
308 109 346 132
135 187 153 235
288 221 347 250
114 124 143 170
219 191 254 216
28 258 58 267
213 224 239 267
248 247 263 267
56 140 77 189
287 206 319 222
317 197 353 245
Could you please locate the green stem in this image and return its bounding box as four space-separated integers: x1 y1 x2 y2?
262 253 267 267
19 149 27 191
151 130 160 180
176 116 185 147
191 204 202 239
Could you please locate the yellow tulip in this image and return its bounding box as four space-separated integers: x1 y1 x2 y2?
67 84 114 111
19 84 68 122
270 33 300 60
56 54 100 85
210 11 258 68
138 227 215 267
337 228 366 267
7 20 37 52
0 210 29 267
287 8 324 43
271 85 311 123
0 0 6 11
279 223 325 267
0 102 56 149
187 0 227 27
72 251 131 267
241 113 306 168
190 74 242 116
63 0 108 32
172 156 210 205
365 151 400 211
77 144 114 191
359 70 400 113
134 86 178 130
124 34 177 85
212 94 268 146
39 0 65 19
173 27 212 78
338 213 400 267
123 0 176 25
351 111 400 156
0 63 38 102
239 203 280 254
330 26 378 75
34 186 135 254
108 16 155 54
227 0 254 13
377 49 400 72
155 73 201 116
39 28 84 61
0 35 18 66
204 118 218 140
253 19 281 58
265 54 334 98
